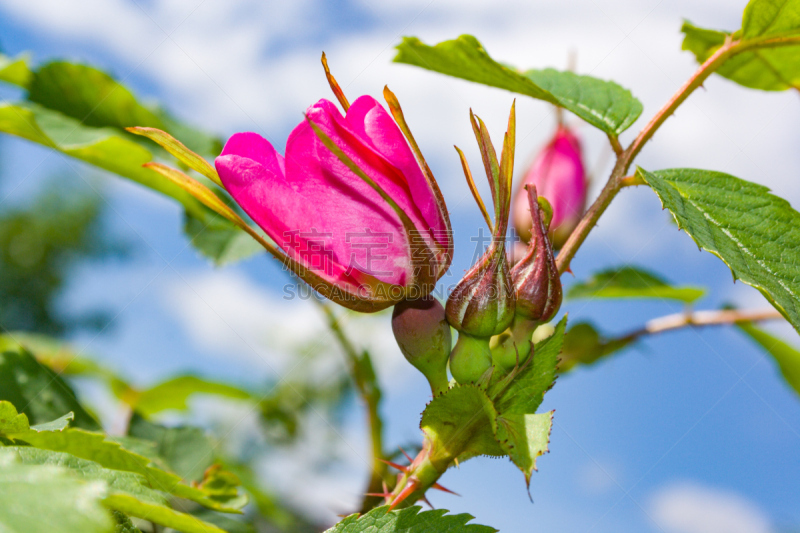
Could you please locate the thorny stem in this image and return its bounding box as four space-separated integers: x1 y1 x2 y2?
625 307 784 340
553 34 800 274
318 303 387 512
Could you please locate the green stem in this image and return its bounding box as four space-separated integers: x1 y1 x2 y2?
318 303 387 512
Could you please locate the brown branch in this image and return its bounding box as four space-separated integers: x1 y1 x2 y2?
630 308 784 339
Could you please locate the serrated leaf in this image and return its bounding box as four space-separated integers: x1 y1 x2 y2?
0 53 32 87
558 321 635 372
495 316 567 415
103 494 226 533
30 412 74 432
495 411 553 487
737 322 800 396
566 265 706 303
7 447 167 506
0 450 113 533
523 69 643 135
325 505 496 533
637 167 800 334
681 0 800 92
0 401 245 513
420 385 504 463
393 35 642 135
134 375 254 417
0 338 100 430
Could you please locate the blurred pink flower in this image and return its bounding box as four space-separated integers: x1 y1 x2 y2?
215 96 451 312
513 125 586 249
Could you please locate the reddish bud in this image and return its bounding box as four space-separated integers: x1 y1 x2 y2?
392 296 451 396
510 185 562 323
513 125 586 249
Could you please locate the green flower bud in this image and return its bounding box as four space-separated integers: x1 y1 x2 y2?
392 296 451 396
449 333 493 385
445 241 516 338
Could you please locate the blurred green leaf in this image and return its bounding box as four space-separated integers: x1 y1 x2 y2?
681 0 800 91
0 338 100 430
567 266 706 303
0 401 246 513
495 316 567 415
558 321 636 372
134 375 253 417
128 414 214 482
495 411 553 489
637 167 800 334
30 412 74 432
103 494 226 533
184 211 265 266
737 322 800 396
0 53 32 88
28 61 164 131
0 450 113 533
394 35 642 135
326 505 496 533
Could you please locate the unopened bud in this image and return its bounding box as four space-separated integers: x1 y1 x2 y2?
510 185 562 323
445 242 515 338
513 125 586 249
392 296 451 396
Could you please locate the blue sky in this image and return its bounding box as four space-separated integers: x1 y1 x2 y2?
1 0 799 531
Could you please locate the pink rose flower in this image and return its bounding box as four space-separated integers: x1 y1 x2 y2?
215 95 451 312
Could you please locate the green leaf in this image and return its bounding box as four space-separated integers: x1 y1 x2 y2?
325 505 496 533
742 0 800 39
31 412 75 432
111 511 141 533
737 322 800 396
0 103 260 265
0 401 245 513
0 450 114 533
7 447 167 506
637 167 800 334
134 375 253 417
681 0 800 92
184 211 265 266
103 494 226 533
0 337 100 430
420 385 504 463
495 411 553 488
27 61 164 131
523 69 643 135
0 54 32 88
558 321 636 372
128 414 214 482
393 35 642 135
566 265 706 303
8 447 226 533
495 316 567 415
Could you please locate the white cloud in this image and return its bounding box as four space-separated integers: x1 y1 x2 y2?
650 482 773 533
164 271 413 390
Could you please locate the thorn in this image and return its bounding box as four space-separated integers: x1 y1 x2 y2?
421 495 435 509
389 479 419 511
398 446 414 463
432 482 460 496
379 458 409 473
454 457 460 469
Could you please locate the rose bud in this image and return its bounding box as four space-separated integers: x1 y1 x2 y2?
446 103 518 384
214 59 452 313
513 125 586 249
392 296 451 396
511 185 562 323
